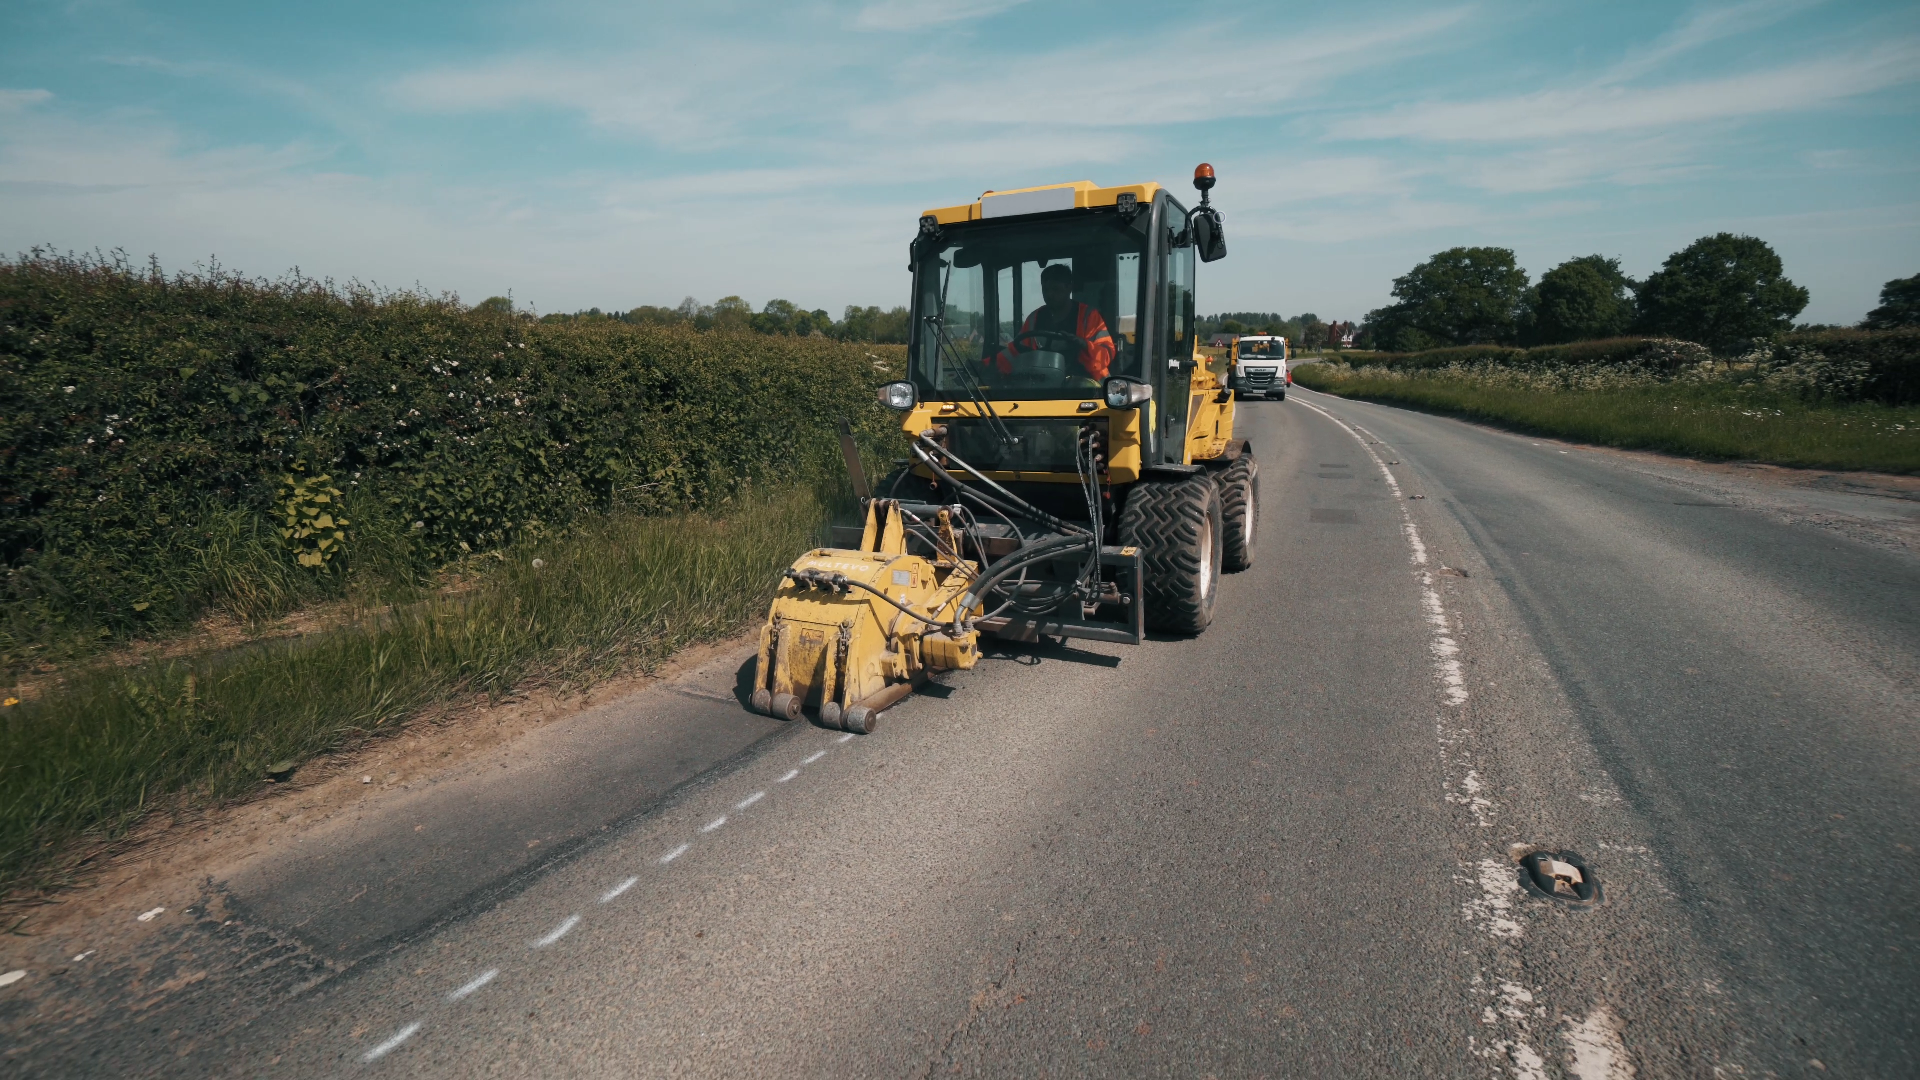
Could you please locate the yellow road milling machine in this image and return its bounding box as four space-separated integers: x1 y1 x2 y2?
750 164 1258 734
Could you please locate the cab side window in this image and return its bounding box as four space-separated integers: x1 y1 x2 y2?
1165 231 1195 362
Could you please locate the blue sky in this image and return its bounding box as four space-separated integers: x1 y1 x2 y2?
2 0 1915 324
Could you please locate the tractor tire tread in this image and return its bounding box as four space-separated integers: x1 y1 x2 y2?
1118 473 1221 635
1221 452 1257 572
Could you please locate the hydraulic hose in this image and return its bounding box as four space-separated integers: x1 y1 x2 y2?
908 443 1032 539
957 533 1095 617
912 435 1090 538
783 568 949 628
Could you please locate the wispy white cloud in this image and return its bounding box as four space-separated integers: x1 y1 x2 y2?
1444 136 1716 194
865 10 1472 131
1344 38 1920 142
1599 0 1821 84
0 89 54 112
853 0 1030 32
389 39 833 149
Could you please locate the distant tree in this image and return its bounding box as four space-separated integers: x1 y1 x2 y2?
1369 247 1529 349
1860 273 1920 330
838 304 911 343
1634 233 1808 353
475 295 514 315
625 304 686 325
1522 255 1635 344
1299 315 1327 351
1220 318 1247 335
709 296 752 331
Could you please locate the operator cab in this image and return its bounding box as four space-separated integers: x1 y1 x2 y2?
906 181 1223 473
911 200 1161 398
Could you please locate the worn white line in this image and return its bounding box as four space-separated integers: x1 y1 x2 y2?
700 815 728 833
775 769 799 783
1299 394 1545 1074
734 791 765 810
803 751 826 765
361 1020 422 1062
659 843 690 864
1566 1005 1634 1080
837 732 855 743
447 968 498 1001
600 876 639 902
136 906 165 922
531 914 580 948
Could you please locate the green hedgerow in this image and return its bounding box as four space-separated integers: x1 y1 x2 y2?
0 249 907 671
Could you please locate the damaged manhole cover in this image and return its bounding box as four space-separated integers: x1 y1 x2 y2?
1518 849 1603 908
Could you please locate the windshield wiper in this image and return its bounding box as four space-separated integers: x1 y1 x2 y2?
924 258 1017 456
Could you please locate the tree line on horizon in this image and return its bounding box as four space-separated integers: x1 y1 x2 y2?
1359 234 1919 356
482 235 1920 358
478 294 912 343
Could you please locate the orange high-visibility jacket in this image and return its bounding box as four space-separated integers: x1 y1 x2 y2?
987 301 1114 381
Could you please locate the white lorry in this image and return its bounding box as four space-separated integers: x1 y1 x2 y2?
1229 335 1290 400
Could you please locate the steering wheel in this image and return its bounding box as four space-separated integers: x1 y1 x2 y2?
1006 329 1092 355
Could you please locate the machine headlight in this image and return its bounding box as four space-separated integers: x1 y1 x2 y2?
878 381 917 411
1103 377 1152 410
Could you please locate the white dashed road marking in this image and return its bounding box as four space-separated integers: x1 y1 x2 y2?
447 969 498 1002
351 724 867 1061
531 914 580 948
362 1020 422 1062
136 906 165 922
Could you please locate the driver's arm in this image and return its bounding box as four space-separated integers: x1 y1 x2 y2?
1079 307 1116 381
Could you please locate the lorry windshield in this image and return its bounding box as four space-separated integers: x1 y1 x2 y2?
912 212 1148 399
1239 339 1284 357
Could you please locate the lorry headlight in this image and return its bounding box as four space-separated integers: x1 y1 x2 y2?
878 381 917 411
1103 377 1152 409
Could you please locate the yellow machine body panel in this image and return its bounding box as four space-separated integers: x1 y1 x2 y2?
1186 345 1237 463
901 398 1149 484
920 181 1168 226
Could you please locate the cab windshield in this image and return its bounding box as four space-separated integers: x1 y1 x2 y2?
912 211 1148 399
1239 339 1284 357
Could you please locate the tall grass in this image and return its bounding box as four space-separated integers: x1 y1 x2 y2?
0 485 833 892
1293 361 1919 473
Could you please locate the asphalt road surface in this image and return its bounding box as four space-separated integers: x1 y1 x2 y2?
8 390 1916 1078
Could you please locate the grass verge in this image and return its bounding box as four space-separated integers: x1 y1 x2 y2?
0 485 833 894
1292 364 1920 473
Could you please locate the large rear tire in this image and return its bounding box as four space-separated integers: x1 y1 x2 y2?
1118 473 1223 635
1220 452 1258 572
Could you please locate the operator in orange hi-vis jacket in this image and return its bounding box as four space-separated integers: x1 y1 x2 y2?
984 263 1115 381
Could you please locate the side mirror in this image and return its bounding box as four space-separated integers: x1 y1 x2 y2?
1191 207 1227 263
1103 376 1152 409
879 381 917 411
